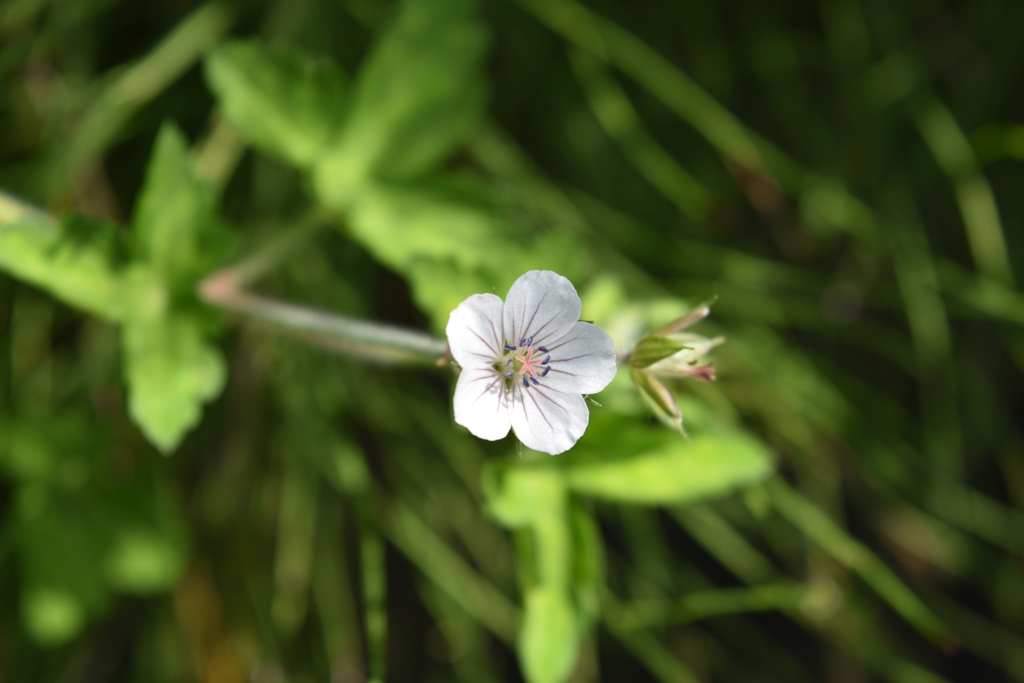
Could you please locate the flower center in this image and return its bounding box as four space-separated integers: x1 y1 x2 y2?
497 336 552 389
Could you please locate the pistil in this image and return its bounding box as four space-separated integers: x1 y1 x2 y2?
501 339 551 388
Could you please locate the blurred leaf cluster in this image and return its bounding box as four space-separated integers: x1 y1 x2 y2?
1 0 1023 681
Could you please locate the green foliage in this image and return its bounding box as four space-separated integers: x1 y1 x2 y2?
630 367 685 434
0 123 230 453
204 41 349 169
0 214 127 321
122 312 226 454
564 423 773 505
312 0 488 208
2 0 1023 680
123 124 232 452
348 180 582 326
133 125 233 298
519 586 578 683
482 414 771 681
0 415 188 645
485 466 582 681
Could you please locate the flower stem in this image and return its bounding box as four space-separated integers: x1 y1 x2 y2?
199 222 449 366
203 279 448 365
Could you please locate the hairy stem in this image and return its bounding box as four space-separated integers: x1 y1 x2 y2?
199 269 449 366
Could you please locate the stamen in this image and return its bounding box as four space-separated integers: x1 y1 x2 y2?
506 371 514 378
520 338 527 347
522 377 529 388
538 346 549 353
530 376 539 385
527 336 534 346
506 359 513 366
504 345 517 351
541 355 550 365
541 366 550 377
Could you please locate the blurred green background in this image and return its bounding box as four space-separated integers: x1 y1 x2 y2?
1 0 1023 681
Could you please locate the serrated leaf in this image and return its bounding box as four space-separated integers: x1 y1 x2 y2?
519 586 579 683
122 312 226 453
313 0 488 207
205 40 348 169
0 214 127 321
630 367 684 434
133 123 233 296
565 429 774 505
629 335 686 368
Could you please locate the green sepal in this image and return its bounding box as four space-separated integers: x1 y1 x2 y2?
629 335 686 368
650 296 717 336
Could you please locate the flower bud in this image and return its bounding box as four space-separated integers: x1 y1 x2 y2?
645 333 724 381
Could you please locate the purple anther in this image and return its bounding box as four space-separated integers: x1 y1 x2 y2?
541 366 551 377
527 336 534 346
520 338 527 346
504 345 517 351
506 371 514 378
530 376 539 386
541 355 550 365
537 346 549 353
506 359 514 366
522 377 530 388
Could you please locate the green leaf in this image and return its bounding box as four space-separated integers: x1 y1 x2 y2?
348 182 519 275
346 181 528 327
519 586 579 683
313 0 488 207
0 214 127 321
483 463 565 529
344 177 590 329
629 335 686 368
205 40 348 169
564 423 774 505
569 502 603 633
17 478 189 644
630 367 684 434
133 123 233 296
122 312 226 453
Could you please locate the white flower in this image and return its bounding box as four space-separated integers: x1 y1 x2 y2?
446 270 617 455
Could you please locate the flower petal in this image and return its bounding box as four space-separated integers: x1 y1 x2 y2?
509 381 589 455
503 271 581 350
446 293 504 368
453 367 511 441
541 321 617 394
